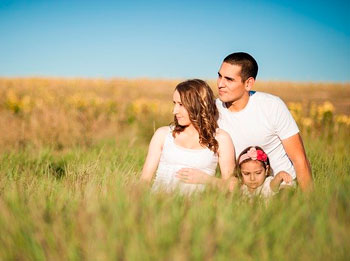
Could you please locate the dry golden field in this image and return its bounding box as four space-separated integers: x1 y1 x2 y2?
0 78 349 151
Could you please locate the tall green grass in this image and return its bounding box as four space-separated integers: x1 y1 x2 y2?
1 78 349 260
0 130 349 261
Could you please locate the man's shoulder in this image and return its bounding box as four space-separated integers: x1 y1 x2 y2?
250 91 282 103
250 91 286 109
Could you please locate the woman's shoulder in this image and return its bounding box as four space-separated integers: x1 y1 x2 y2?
215 128 232 141
154 126 171 137
215 128 235 155
149 126 171 148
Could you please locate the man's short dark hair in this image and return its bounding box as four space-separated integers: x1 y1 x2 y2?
223 52 258 82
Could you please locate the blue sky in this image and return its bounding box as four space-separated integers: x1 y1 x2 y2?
0 0 349 82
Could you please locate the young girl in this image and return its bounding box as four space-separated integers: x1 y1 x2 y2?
140 79 235 195
233 146 293 198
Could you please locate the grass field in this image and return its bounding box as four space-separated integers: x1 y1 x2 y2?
0 78 349 260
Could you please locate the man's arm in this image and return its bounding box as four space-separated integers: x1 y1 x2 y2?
281 133 313 192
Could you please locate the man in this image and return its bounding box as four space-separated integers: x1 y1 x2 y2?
177 52 313 191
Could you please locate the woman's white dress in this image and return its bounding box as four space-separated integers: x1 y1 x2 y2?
152 127 218 195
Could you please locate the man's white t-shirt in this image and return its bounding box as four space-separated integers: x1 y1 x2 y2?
216 91 299 179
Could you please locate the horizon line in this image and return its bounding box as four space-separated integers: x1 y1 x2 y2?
0 76 349 85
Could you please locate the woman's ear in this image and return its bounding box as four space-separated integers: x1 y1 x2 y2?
265 165 269 176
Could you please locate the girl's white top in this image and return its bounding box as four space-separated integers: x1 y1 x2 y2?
152 127 218 195
241 176 276 199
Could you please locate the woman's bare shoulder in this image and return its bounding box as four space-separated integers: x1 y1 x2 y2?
152 126 171 140
147 126 171 149
156 126 170 134
215 128 232 141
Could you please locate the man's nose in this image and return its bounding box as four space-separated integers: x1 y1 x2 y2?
217 77 225 87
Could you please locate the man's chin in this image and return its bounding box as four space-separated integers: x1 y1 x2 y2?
218 95 226 102
218 95 232 103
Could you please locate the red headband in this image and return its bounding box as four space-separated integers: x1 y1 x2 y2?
238 147 268 165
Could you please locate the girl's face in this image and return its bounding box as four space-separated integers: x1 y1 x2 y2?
240 160 268 192
173 90 191 126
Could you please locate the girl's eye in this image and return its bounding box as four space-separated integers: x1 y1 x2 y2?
242 173 250 176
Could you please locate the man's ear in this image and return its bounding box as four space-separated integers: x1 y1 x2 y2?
245 77 255 91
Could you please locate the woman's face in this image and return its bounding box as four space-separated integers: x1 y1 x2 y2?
240 160 268 192
173 90 191 126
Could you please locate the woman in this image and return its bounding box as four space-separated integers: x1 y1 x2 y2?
140 79 235 194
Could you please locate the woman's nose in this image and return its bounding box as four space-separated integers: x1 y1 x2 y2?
250 174 255 181
173 105 179 114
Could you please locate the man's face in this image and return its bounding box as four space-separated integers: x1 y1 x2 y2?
217 62 247 104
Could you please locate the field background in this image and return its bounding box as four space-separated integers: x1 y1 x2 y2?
0 78 349 260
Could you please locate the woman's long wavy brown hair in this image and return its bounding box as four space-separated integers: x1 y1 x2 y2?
172 79 219 153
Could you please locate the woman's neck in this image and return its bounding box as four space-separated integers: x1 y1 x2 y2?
182 124 198 135
174 124 204 149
